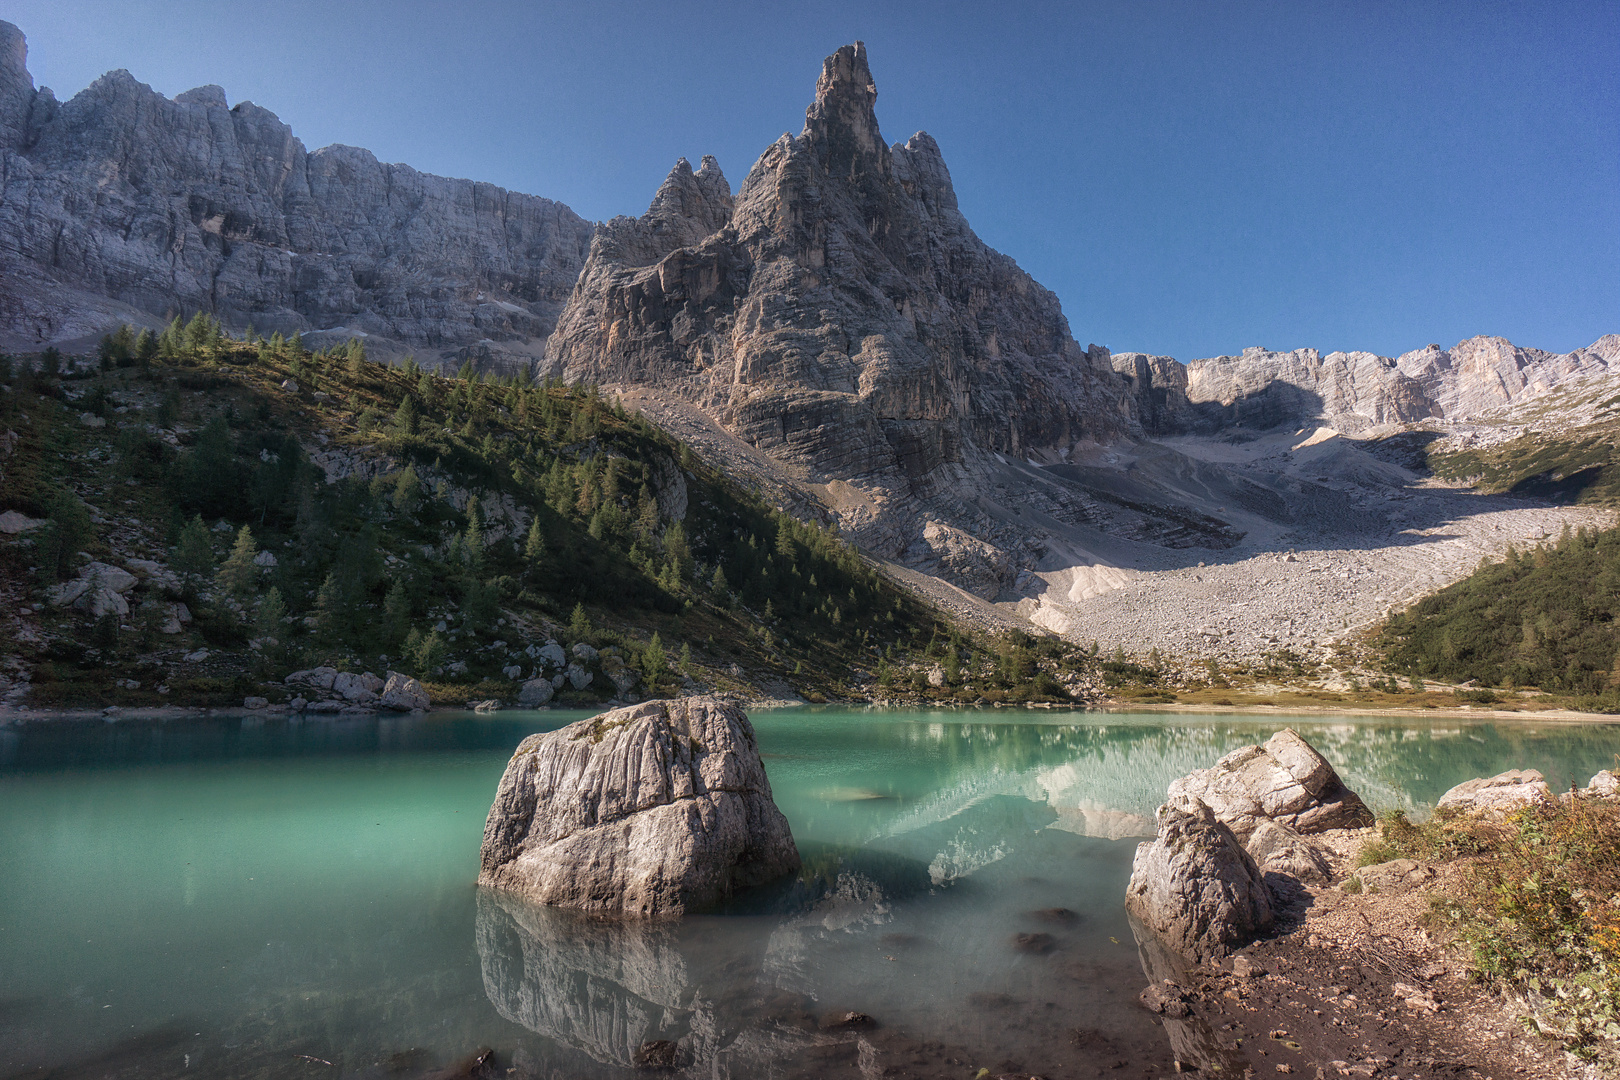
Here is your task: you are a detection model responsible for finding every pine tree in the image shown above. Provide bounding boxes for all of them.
[345,338,366,376]
[183,311,212,353]
[569,602,591,638]
[462,497,484,571]
[523,517,545,572]
[391,465,421,514]
[710,563,728,596]
[38,488,94,581]
[642,632,665,684]
[312,572,345,645]
[172,515,216,596]
[133,327,157,368]
[252,587,288,671]
[216,525,261,600]
[288,331,305,358]
[391,395,419,435]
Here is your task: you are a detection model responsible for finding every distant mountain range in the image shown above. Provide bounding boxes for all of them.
[1,21,1613,628]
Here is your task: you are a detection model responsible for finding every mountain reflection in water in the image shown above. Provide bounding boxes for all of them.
[2,710,1618,1077]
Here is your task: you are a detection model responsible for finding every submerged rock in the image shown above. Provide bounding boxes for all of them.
[478,696,800,915]
[1125,797,1274,962]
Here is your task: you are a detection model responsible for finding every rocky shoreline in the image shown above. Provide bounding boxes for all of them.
[1127,730,1619,1078]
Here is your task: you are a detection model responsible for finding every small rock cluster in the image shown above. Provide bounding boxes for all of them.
[513,639,640,708]
[272,667,429,713]
[1125,729,1373,961]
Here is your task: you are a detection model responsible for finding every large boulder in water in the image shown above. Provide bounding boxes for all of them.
[478,696,801,915]
[1125,797,1274,962]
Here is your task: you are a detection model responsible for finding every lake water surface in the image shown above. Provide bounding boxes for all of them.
[3,708,1619,1079]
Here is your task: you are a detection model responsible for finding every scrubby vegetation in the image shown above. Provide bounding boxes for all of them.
[0,318,974,707]
[1378,525,1620,710]
[1360,801,1620,1064]
[1428,424,1620,506]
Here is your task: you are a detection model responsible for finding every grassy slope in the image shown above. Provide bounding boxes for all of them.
[0,336,965,707]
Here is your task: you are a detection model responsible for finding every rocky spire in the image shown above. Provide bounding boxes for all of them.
[0,21,35,151]
[801,41,890,183]
[645,154,733,242]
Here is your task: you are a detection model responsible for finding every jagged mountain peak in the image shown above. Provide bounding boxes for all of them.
[174,84,228,108]
[802,41,888,182]
[549,40,1133,572]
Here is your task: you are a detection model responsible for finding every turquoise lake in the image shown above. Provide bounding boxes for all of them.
[3,709,1619,1078]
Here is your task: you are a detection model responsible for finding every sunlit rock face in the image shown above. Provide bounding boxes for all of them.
[547,42,1136,555]
[0,21,593,371]
[1116,335,1620,436]
[478,697,800,916]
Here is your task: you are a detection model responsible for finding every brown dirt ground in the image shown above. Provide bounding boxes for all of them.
[1133,828,1585,1080]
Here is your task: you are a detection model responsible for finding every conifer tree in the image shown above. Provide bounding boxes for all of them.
[345,338,366,376]
[523,517,545,573]
[134,328,158,368]
[391,465,421,514]
[215,525,261,600]
[172,515,216,597]
[642,632,665,684]
[253,587,288,671]
[392,395,419,435]
[462,496,483,571]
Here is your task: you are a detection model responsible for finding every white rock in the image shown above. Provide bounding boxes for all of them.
[565,662,592,690]
[537,641,566,669]
[332,671,377,703]
[252,550,277,567]
[379,671,430,712]
[285,666,338,690]
[502,664,523,680]
[80,412,106,427]
[478,697,800,915]
[1436,769,1551,814]
[571,643,599,663]
[1588,770,1620,796]
[280,379,299,392]
[184,649,209,662]
[243,696,269,710]
[0,510,44,534]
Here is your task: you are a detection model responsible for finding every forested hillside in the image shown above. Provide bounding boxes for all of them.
[1379,524,1620,707]
[0,319,967,707]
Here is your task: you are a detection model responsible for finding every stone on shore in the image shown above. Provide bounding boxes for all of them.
[478,696,800,916]
[517,677,554,707]
[1164,728,1371,884]
[1125,796,1274,962]
[1436,768,1551,813]
[378,671,430,712]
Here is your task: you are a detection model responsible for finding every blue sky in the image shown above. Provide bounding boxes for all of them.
[4,0,1616,361]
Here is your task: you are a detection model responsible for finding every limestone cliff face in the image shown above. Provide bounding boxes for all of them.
[0,21,594,370]
[548,43,1134,521]
[1119,335,1620,435]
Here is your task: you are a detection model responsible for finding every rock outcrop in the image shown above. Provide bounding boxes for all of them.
[1127,729,1371,960]
[1124,797,1274,962]
[1118,335,1620,436]
[547,42,1134,557]
[478,696,800,915]
[1435,768,1552,814]
[0,21,594,372]
[1164,728,1372,884]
